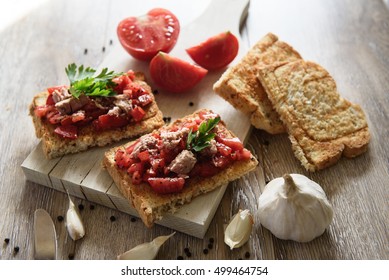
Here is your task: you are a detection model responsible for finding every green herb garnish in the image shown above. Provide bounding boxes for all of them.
[187,117,220,152]
[65,63,123,98]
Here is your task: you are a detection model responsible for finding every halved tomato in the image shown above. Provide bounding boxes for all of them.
[149,52,208,93]
[117,8,180,61]
[186,31,239,70]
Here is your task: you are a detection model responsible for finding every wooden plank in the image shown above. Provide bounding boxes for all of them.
[21,0,251,238]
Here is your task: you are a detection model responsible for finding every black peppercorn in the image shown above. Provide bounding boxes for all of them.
[207,243,213,249]
[209,237,214,243]
[84,48,88,55]
[110,215,116,222]
[244,251,250,258]
[153,89,159,95]
[130,217,137,222]
[68,253,74,260]
[203,248,208,254]
[177,256,184,260]
[89,205,95,210]
[4,238,10,244]
[78,204,84,211]
[109,39,113,45]
[189,101,194,106]
[13,246,19,254]
[102,46,106,52]
[57,215,64,222]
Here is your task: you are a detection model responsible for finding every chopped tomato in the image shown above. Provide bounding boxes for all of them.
[190,162,220,177]
[46,94,55,105]
[34,105,54,117]
[128,162,144,174]
[186,31,239,70]
[54,125,78,139]
[212,154,232,169]
[216,136,244,151]
[137,150,150,162]
[117,8,180,61]
[125,141,139,154]
[47,85,67,95]
[130,106,146,122]
[231,148,252,161]
[147,177,185,194]
[132,171,143,185]
[216,142,232,156]
[149,52,208,93]
[138,94,153,106]
[115,150,133,169]
[94,114,128,131]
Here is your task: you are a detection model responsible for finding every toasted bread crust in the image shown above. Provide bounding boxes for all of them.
[103,109,259,227]
[257,60,370,171]
[213,33,302,134]
[29,74,164,159]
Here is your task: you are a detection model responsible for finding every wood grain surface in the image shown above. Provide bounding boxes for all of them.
[0,0,388,260]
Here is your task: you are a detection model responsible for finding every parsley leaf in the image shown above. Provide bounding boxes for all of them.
[65,63,123,98]
[187,117,220,152]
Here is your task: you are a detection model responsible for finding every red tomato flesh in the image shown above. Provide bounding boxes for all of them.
[186,31,239,70]
[54,125,78,139]
[117,8,180,61]
[149,52,208,93]
[147,177,185,194]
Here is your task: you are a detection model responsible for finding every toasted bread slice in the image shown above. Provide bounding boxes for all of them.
[29,73,164,159]
[103,109,258,227]
[213,33,302,134]
[257,60,370,171]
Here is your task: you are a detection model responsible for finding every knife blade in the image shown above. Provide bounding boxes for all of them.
[33,209,57,260]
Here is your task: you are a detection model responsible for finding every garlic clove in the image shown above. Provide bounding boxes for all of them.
[66,194,85,241]
[117,232,175,260]
[224,209,253,250]
[258,174,333,243]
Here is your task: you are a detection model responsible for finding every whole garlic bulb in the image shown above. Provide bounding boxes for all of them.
[258,174,333,242]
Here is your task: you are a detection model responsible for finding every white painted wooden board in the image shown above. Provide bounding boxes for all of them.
[22,0,251,238]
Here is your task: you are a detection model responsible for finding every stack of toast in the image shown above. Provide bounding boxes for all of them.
[214,32,370,171]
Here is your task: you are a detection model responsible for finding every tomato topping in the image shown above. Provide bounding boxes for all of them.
[130,106,146,122]
[216,136,244,151]
[149,52,208,93]
[147,177,185,194]
[186,31,239,70]
[117,8,180,61]
[115,150,133,169]
[95,114,128,131]
[34,105,54,117]
[47,85,67,95]
[54,125,78,139]
[190,162,220,178]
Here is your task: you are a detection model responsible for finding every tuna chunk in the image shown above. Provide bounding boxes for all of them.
[55,94,89,115]
[130,135,158,158]
[168,150,197,175]
[161,128,189,150]
[52,87,71,103]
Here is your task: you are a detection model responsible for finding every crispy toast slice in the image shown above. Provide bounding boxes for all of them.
[29,73,164,159]
[257,60,370,171]
[213,33,302,134]
[103,109,258,227]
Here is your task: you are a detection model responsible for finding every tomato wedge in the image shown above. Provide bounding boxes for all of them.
[117,8,180,61]
[149,52,208,93]
[186,31,239,70]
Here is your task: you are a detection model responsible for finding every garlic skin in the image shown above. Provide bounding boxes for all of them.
[258,174,333,243]
[224,209,253,250]
[66,195,85,241]
[117,232,175,260]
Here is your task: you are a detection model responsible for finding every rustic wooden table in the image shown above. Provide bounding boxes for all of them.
[0,0,388,260]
